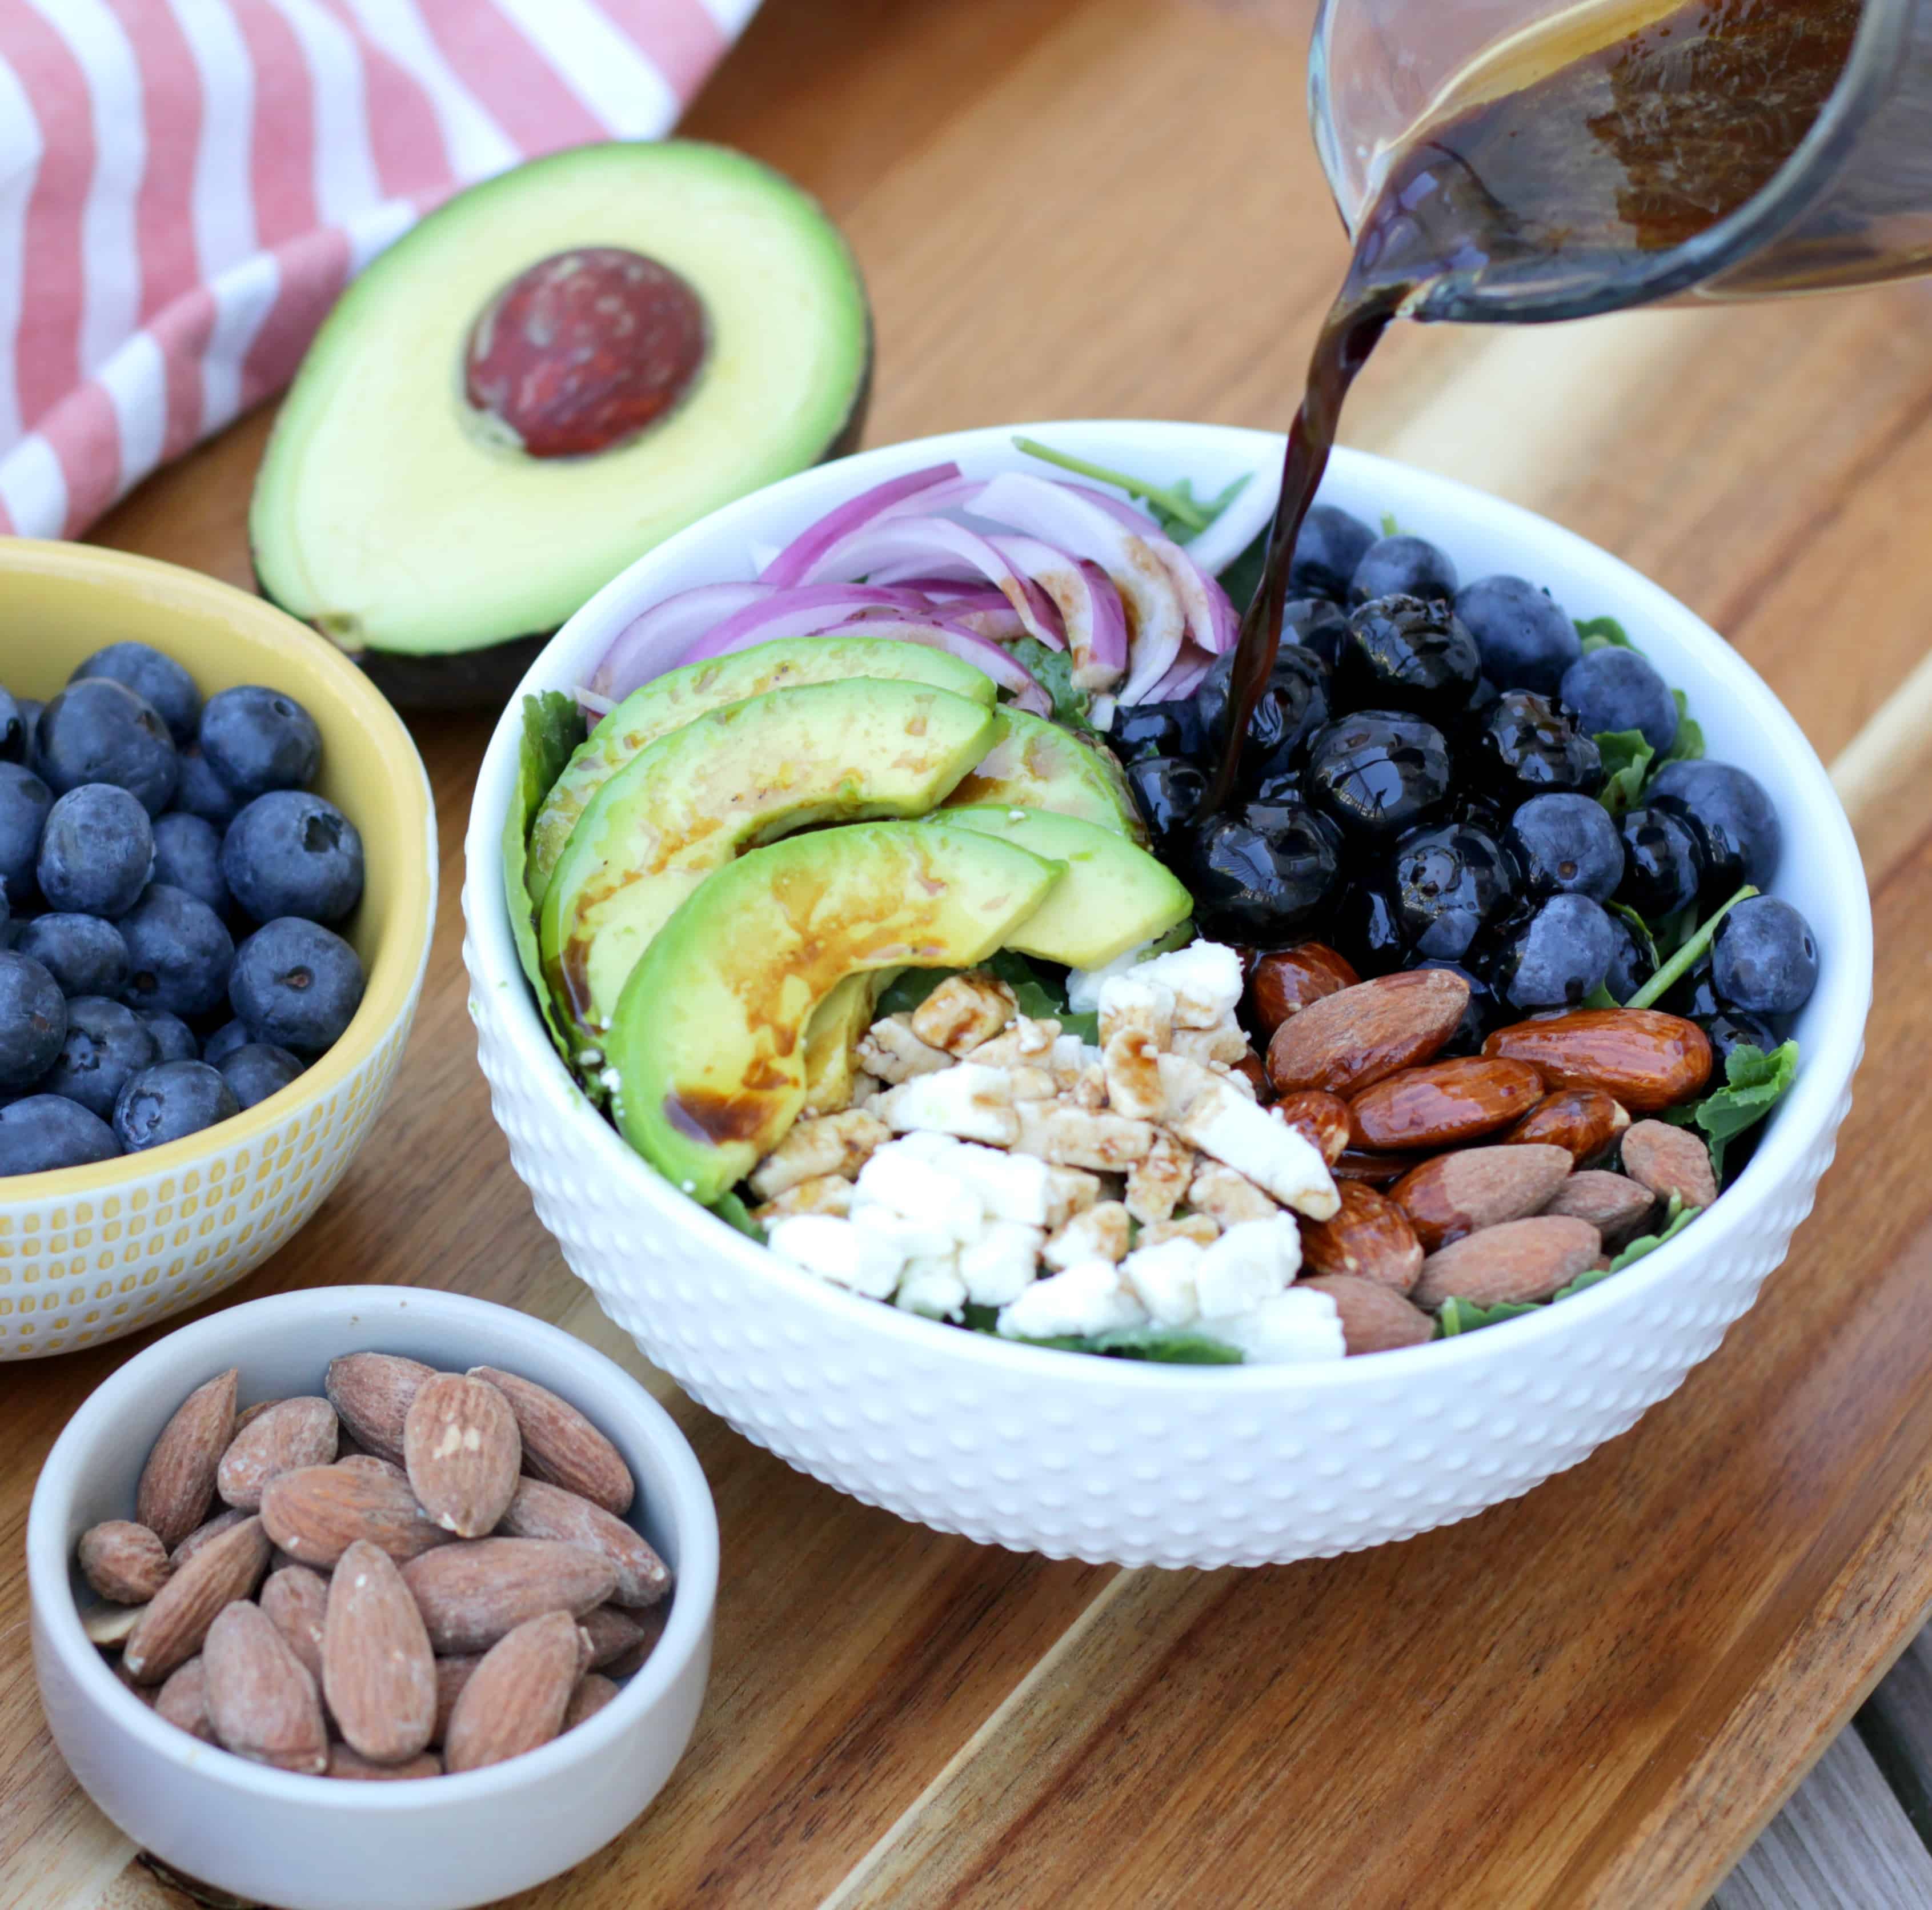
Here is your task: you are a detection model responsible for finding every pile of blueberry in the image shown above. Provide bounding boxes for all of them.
[1117,506,1819,1060]
[0,643,367,1175]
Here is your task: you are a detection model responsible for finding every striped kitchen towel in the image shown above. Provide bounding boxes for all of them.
[0,0,757,541]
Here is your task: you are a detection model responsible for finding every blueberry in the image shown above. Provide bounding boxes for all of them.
[1559,647,1678,754]
[1452,576,1581,697]
[0,687,24,764]
[229,917,364,1053]
[1185,799,1342,943]
[1603,912,1654,1004]
[1304,709,1453,842]
[15,914,129,998]
[0,1095,119,1173]
[1331,880,1408,976]
[1666,957,1723,1021]
[41,996,158,1121]
[1111,699,1205,764]
[1125,756,1209,850]
[139,1009,201,1064]
[72,642,202,748]
[1349,533,1457,607]
[151,812,229,917]
[37,783,155,918]
[36,678,178,814]
[1288,504,1377,600]
[1391,822,1516,961]
[1506,793,1625,901]
[1470,691,1602,802]
[172,747,241,827]
[1711,896,1818,1016]
[201,1018,252,1068]
[1616,807,1705,918]
[199,686,322,800]
[1701,1008,1782,1070]
[1648,759,1781,894]
[0,950,66,1086]
[118,884,235,1018]
[0,761,53,904]
[216,1042,304,1110]
[113,1058,239,1152]
[1282,597,1352,669]
[1492,893,1615,1010]
[1336,595,1482,723]
[1406,956,1504,1056]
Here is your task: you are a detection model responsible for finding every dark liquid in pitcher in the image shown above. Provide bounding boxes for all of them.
[1213,0,1862,801]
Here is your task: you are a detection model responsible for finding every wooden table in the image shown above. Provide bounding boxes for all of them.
[9,2,1932,1904]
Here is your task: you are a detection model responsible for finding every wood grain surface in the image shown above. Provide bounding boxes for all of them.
[8,1,1932,1905]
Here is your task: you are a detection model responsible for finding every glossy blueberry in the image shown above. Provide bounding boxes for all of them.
[0,1096,118,1173]
[1664,957,1722,1021]
[1304,709,1453,842]
[37,783,154,918]
[0,950,66,1087]
[1506,793,1625,901]
[35,678,178,814]
[1390,822,1515,962]
[0,687,24,764]
[1196,645,1334,792]
[1711,896,1818,1017]
[118,883,235,1018]
[1559,647,1678,755]
[0,761,53,904]
[1648,759,1781,894]
[216,1041,304,1110]
[1452,575,1581,697]
[201,1018,252,1068]
[1616,807,1705,918]
[1602,912,1655,1004]
[171,746,241,827]
[1330,880,1408,977]
[1492,893,1615,1010]
[14,914,129,998]
[1185,799,1342,943]
[139,1009,201,1064]
[41,996,158,1121]
[1406,956,1504,1056]
[1282,598,1351,670]
[151,812,229,917]
[1288,504,1377,601]
[1111,698,1205,764]
[1470,691,1602,802]
[1335,595,1482,723]
[1701,1008,1782,1070]
[198,686,321,800]
[72,642,202,748]
[1125,755,1209,851]
[113,1058,239,1153]
[1349,533,1457,607]
[229,917,364,1053]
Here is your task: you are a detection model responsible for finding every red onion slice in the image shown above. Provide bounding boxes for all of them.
[759,463,963,588]
[1144,645,1214,703]
[987,536,1129,691]
[677,584,935,665]
[589,581,775,699]
[1063,485,1240,660]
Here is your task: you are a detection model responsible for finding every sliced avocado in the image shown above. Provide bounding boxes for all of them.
[541,681,996,1041]
[801,969,895,1114]
[503,691,585,1066]
[527,636,995,904]
[941,708,1145,842]
[942,808,1191,968]
[607,821,1064,1203]
[250,142,871,709]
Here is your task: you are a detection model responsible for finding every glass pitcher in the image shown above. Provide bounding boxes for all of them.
[1308,0,1932,322]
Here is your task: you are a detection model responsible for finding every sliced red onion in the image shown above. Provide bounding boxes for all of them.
[575,685,616,728]
[987,535,1128,692]
[759,463,962,588]
[1181,470,1277,577]
[589,581,774,699]
[1064,485,1240,661]
[940,602,1028,642]
[1144,645,1214,703]
[678,584,934,665]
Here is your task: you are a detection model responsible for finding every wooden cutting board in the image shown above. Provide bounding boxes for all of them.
[11,2,1932,1905]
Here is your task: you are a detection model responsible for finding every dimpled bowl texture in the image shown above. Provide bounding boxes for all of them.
[29,1285,718,1910]
[462,422,1872,1571]
[0,543,435,1359]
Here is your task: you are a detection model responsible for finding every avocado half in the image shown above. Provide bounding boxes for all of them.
[250,142,873,710]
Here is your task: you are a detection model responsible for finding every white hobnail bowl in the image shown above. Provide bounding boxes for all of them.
[460,421,1871,1571]
[28,1284,718,1910]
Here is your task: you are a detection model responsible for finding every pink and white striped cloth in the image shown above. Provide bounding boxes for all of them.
[0,0,757,540]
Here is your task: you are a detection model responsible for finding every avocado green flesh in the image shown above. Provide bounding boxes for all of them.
[527,636,996,904]
[250,141,871,661]
[540,681,997,1041]
[607,822,1065,1205]
[801,969,894,1114]
[941,808,1191,969]
[503,691,584,1066]
[940,707,1145,842]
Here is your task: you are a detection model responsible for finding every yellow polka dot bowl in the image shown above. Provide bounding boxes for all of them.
[0,542,435,1359]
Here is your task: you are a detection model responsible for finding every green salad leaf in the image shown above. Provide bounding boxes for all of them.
[1437,1295,1542,1336]
[504,692,584,1068]
[875,967,952,1020]
[1380,511,1401,537]
[711,1190,767,1245]
[1006,635,1096,733]
[964,1302,1242,1363]
[1011,436,1249,539]
[875,953,1099,1042]
[1661,1040,1800,1177]
[1594,728,1655,816]
[1604,1194,1698,1273]
[1576,615,1634,652]
[1218,530,1269,615]
[1661,688,1705,767]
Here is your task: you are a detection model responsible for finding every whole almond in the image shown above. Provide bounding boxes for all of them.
[432,1655,483,1744]
[260,1464,456,1569]
[202,1599,328,1774]
[443,1611,584,1773]
[171,1507,250,1572]
[1266,970,1469,1099]
[1298,1274,1436,1353]
[578,1604,651,1672]
[1619,1118,1719,1209]
[1268,1090,1351,1166]
[1413,1215,1604,1309]
[78,1521,172,1604]
[137,1369,238,1550]
[259,1565,330,1682]
[233,1399,282,1436]
[323,1539,437,1764]
[602,1605,668,1680]
[1542,1170,1658,1243]
[336,1453,407,1480]
[563,1673,621,1730]
[1348,1057,1544,1152]
[112,1656,155,1703]
[404,1373,522,1538]
[217,1397,340,1511]
[324,1353,434,1466]
[124,1515,270,1684]
[470,1367,635,1516]
[401,1538,617,1654]
[154,1657,216,1743]
[495,1478,670,1608]
[1332,1148,1413,1186]
[327,1744,443,1781]
[1246,943,1359,1038]
[84,1601,147,1647]
[1484,1009,1713,1113]
[1392,1144,1573,1253]
[1297,1183,1424,1293]
[1504,1088,1629,1163]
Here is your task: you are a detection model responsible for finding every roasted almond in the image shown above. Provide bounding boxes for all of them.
[327,1744,443,1781]
[1504,1087,1629,1163]
[495,1478,670,1608]
[563,1673,621,1730]
[470,1367,635,1516]
[84,1601,147,1647]
[202,1599,328,1775]
[324,1353,434,1466]
[1542,1169,1657,1243]
[78,1521,172,1604]
[443,1610,585,1774]
[154,1656,216,1743]
[1265,970,1469,1098]
[1331,1147,1414,1186]
[602,1604,668,1680]
[404,1373,522,1539]
[1347,1057,1544,1151]
[259,1564,330,1683]
[1246,943,1360,1039]
[233,1399,282,1435]
[1297,1183,1425,1293]
[1620,1120,1719,1209]
[137,1369,237,1550]
[170,1507,250,1571]
[217,1396,339,1511]
[335,1453,407,1480]
[323,1538,438,1764]
[1484,1009,1712,1113]
[1299,1274,1436,1353]
[401,1538,617,1655]
[1268,1090,1351,1165]
[124,1514,270,1684]
[1392,1144,1573,1253]
[1413,1215,1604,1309]
[432,1655,483,1745]
[260,1464,456,1569]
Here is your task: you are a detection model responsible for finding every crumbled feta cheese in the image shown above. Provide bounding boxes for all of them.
[959,1221,1047,1306]
[1047,1034,1105,1091]
[856,1014,952,1084]
[896,1257,969,1320]
[1161,1058,1338,1218]
[997,1261,1149,1339]
[767,1215,904,1299]
[747,1110,891,1199]
[1044,1166,1103,1228]
[1097,974,1176,1048]
[1188,1162,1278,1227]
[1009,1064,1057,1101]
[1125,1131,1193,1223]
[855,1145,983,1242]
[1120,1237,1206,1326]
[1067,944,1159,1014]
[846,1200,967,1263]
[969,1016,1061,1065]
[1043,1200,1132,1269]
[943,1141,1055,1225]
[1194,1217,1300,1317]
[1012,1103,1156,1171]
[1101,1028,1165,1120]
[1208,1288,1346,1364]
[1141,1214,1220,1249]
[1208,1058,1260,1101]
[751,1173,855,1221]
[1169,1023,1252,1066]
[874,1064,1019,1145]
[1133,940,1243,1029]
[909,971,1017,1056]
